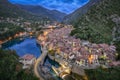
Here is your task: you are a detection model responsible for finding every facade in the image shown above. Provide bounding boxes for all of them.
[0,44,1,48]
[38,25,117,68]
[19,54,36,69]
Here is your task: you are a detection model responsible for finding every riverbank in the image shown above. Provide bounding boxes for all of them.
[2,36,59,80]
[36,26,90,79]
[36,24,119,80]
[34,42,56,80]
[48,54,86,76]
[48,54,90,80]
[0,31,35,46]
[34,46,47,80]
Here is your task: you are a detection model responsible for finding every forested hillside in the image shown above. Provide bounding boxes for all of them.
[69,0,120,59]
[0,49,38,80]
[0,0,49,21]
[0,0,51,41]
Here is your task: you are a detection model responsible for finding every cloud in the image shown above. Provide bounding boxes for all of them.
[9,0,89,14]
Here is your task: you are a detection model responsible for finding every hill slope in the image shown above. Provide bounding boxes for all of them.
[0,49,39,80]
[63,0,101,24]
[67,0,120,59]
[68,0,120,43]
[17,4,66,22]
[0,0,48,21]
[0,0,51,41]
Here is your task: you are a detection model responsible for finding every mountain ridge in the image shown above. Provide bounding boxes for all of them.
[63,0,101,24]
[69,0,120,43]
[67,0,120,59]
[0,0,48,21]
[15,4,67,22]
[0,0,66,22]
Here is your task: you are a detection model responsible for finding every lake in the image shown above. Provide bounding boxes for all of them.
[2,37,62,80]
[2,37,41,58]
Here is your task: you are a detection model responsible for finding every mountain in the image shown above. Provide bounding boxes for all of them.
[0,0,51,41]
[65,0,120,43]
[65,0,120,59]
[16,4,67,22]
[63,0,101,24]
[0,0,48,21]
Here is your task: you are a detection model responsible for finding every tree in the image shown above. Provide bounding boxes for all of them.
[0,49,39,80]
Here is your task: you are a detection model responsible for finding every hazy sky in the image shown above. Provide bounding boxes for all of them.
[9,0,89,14]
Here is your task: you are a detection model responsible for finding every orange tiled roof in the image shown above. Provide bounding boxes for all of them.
[22,54,35,60]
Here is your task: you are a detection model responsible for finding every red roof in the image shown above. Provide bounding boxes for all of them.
[98,43,109,48]
[22,54,35,60]
[110,61,120,66]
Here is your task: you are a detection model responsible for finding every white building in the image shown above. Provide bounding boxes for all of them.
[19,54,36,69]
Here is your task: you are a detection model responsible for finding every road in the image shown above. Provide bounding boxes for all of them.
[34,46,48,80]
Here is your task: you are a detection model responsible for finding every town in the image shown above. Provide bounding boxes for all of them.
[37,24,119,79]
[0,0,120,80]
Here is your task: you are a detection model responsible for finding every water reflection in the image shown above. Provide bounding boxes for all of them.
[2,37,41,58]
[2,37,62,80]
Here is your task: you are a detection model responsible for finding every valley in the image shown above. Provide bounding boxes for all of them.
[0,0,120,80]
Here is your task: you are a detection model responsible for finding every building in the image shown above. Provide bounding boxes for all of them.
[52,61,71,79]
[19,54,36,69]
[0,44,2,48]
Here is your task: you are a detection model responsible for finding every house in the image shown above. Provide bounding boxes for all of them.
[81,40,90,46]
[110,61,120,66]
[19,54,36,69]
[0,44,2,48]
[69,54,75,60]
[0,40,3,45]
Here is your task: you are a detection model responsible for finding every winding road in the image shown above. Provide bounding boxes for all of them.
[34,46,48,80]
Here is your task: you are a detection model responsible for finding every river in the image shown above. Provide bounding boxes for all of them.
[2,37,62,80]
[2,37,41,58]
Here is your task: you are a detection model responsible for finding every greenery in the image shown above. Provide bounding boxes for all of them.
[0,0,51,28]
[0,0,46,21]
[0,49,39,80]
[0,22,24,40]
[71,27,105,43]
[85,66,120,80]
[70,0,120,59]
[70,73,87,80]
[71,0,120,44]
[114,41,120,60]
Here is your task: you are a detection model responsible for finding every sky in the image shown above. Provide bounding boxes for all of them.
[9,0,89,14]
